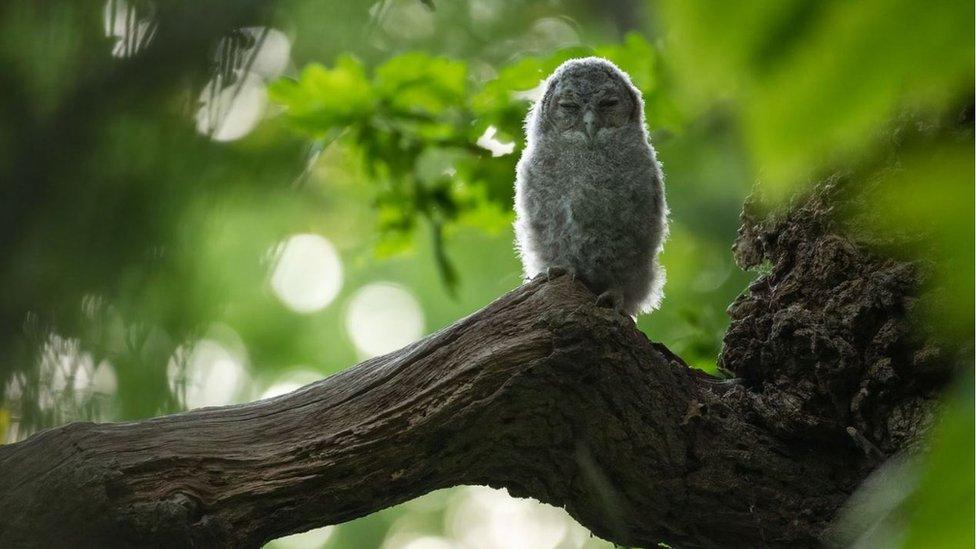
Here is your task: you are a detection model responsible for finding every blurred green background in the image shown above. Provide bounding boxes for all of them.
[0,1,971,548]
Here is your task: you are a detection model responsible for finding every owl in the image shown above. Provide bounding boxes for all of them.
[514,57,668,316]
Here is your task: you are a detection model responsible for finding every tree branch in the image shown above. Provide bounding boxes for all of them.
[0,276,846,548]
[0,180,950,549]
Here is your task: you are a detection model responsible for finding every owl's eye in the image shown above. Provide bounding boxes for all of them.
[599,98,619,108]
[558,102,579,110]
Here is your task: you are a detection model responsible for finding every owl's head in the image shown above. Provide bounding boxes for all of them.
[534,57,643,145]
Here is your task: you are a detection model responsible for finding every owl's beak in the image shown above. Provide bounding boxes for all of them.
[583,110,597,142]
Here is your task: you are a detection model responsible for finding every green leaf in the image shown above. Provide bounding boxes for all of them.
[865,142,975,339]
[374,53,467,116]
[659,0,974,197]
[268,55,375,136]
[745,0,975,195]
[902,375,975,549]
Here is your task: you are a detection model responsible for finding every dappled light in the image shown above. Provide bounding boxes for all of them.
[102,0,157,58]
[195,27,292,141]
[37,336,115,414]
[345,283,424,359]
[510,81,545,103]
[374,0,436,42]
[167,327,250,409]
[446,487,595,549]
[266,526,336,549]
[475,126,515,157]
[259,369,322,400]
[373,487,612,549]
[2,335,117,443]
[244,27,293,80]
[524,17,580,53]
[384,536,455,549]
[195,72,269,142]
[270,233,344,314]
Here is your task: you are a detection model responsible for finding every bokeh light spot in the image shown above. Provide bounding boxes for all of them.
[376,0,435,41]
[242,27,292,80]
[345,283,424,359]
[511,80,546,103]
[195,72,268,142]
[476,126,515,157]
[260,369,322,400]
[264,526,335,549]
[526,17,580,51]
[167,328,249,409]
[385,535,457,549]
[270,234,344,314]
[103,0,157,58]
[446,486,583,549]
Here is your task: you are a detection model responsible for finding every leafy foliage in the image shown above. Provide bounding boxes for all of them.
[269,34,668,290]
[661,0,974,196]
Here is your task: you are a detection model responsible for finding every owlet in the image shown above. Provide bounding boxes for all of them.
[514,57,668,316]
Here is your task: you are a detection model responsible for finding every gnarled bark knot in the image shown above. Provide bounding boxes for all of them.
[0,211,942,549]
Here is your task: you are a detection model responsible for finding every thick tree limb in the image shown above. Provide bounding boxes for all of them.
[0,277,859,548]
[0,181,950,548]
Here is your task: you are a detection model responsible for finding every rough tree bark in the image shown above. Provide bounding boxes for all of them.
[0,181,955,548]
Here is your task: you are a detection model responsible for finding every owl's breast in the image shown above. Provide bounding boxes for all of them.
[567,174,651,223]
[519,146,659,245]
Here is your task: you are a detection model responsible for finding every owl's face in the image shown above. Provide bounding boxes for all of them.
[543,64,638,145]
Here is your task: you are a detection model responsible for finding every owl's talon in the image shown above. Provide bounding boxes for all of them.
[546,266,572,281]
[596,290,625,314]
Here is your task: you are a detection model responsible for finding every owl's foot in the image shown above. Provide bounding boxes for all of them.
[595,290,626,314]
[546,266,575,282]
